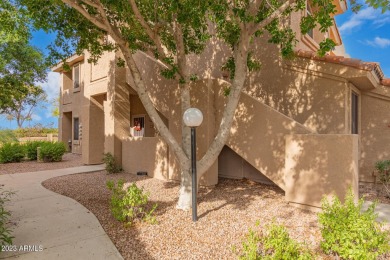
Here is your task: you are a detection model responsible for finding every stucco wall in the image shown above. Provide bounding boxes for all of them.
[122,137,168,180]
[360,87,390,182]
[215,84,312,190]
[285,134,359,208]
[245,44,349,134]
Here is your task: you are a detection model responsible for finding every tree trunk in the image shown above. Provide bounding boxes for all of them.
[177,84,192,210]
[176,166,192,210]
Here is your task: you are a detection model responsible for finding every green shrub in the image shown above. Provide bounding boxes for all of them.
[38,142,66,162]
[318,189,390,259]
[0,185,14,251]
[235,222,313,260]
[103,153,122,174]
[25,141,48,160]
[374,160,390,198]
[0,143,25,163]
[106,179,157,226]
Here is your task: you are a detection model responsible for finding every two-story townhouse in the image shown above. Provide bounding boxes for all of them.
[53,1,390,209]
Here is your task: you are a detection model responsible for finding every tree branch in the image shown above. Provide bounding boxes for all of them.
[128,0,167,61]
[61,0,108,32]
[173,15,188,80]
[248,0,295,35]
[198,31,250,176]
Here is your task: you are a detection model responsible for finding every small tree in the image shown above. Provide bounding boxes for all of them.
[1,86,47,128]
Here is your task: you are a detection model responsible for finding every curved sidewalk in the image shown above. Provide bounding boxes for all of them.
[0,165,123,260]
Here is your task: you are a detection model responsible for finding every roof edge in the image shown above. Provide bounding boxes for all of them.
[295,49,389,87]
[51,54,85,72]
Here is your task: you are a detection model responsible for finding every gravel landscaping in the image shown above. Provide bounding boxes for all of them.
[0,153,83,174]
[2,152,388,259]
[43,171,334,259]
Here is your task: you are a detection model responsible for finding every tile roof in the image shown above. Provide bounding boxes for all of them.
[295,50,390,87]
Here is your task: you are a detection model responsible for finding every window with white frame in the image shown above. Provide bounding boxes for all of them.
[73,64,80,89]
[131,115,145,137]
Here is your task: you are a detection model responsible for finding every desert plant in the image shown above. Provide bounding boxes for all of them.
[25,141,48,160]
[0,185,14,251]
[13,125,58,138]
[103,153,122,174]
[0,143,25,163]
[318,189,390,259]
[106,179,157,226]
[235,221,312,260]
[374,160,390,198]
[0,130,18,145]
[38,142,66,162]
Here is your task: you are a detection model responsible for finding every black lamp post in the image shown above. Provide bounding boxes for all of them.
[183,108,203,222]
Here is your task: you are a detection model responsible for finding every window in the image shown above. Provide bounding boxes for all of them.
[73,64,80,89]
[306,3,314,38]
[131,116,145,137]
[73,117,80,140]
[351,92,359,134]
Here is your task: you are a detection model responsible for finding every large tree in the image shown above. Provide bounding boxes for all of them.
[19,0,389,210]
[0,0,47,112]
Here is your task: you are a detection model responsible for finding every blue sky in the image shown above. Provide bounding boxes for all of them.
[0,4,389,129]
[335,7,390,77]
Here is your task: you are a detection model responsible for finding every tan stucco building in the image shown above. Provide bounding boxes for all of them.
[53,2,390,209]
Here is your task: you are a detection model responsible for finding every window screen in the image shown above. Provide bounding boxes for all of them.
[74,117,80,140]
[351,92,359,134]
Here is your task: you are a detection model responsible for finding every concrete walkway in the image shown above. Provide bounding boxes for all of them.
[363,201,390,223]
[0,165,123,260]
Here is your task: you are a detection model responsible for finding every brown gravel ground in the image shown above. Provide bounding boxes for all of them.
[360,182,390,204]
[43,171,337,260]
[0,153,83,175]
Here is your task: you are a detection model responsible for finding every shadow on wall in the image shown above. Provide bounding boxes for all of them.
[215,79,312,190]
[360,93,390,182]
[285,134,359,208]
[122,136,169,180]
[246,35,347,135]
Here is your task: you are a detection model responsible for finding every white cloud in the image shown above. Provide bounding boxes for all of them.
[40,71,60,101]
[31,114,42,121]
[339,8,385,33]
[365,37,390,48]
[373,16,390,27]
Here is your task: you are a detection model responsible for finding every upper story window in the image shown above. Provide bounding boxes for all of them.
[306,3,314,38]
[73,64,80,89]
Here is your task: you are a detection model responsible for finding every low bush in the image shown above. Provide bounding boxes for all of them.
[106,179,157,226]
[374,160,390,198]
[0,185,14,251]
[235,221,313,259]
[0,143,25,163]
[25,141,47,160]
[319,189,390,259]
[38,142,66,162]
[103,153,122,174]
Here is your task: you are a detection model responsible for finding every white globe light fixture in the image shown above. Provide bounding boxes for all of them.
[183,107,203,222]
[183,108,203,127]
